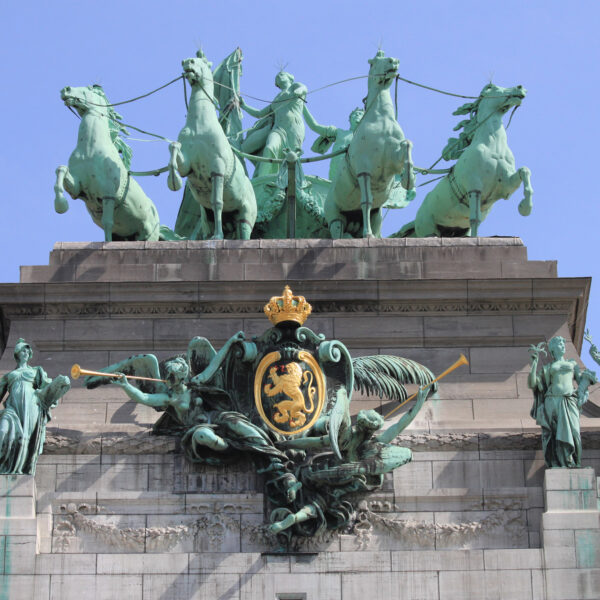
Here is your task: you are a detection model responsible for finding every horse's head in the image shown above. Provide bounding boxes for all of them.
[60,84,108,116]
[367,50,399,90]
[182,52,214,89]
[478,83,526,115]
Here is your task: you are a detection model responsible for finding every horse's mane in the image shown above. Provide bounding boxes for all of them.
[441,94,483,161]
[90,85,133,170]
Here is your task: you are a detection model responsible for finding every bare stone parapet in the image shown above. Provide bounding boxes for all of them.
[18,237,556,284]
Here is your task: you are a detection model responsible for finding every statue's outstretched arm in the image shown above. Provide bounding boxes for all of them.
[527,344,545,390]
[376,386,429,444]
[303,105,332,136]
[113,375,169,409]
[240,98,270,119]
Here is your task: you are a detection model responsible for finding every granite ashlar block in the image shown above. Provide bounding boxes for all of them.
[95,492,185,515]
[64,318,153,345]
[142,573,240,600]
[153,317,244,343]
[438,569,533,600]
[3,535,37,574]
[543,546,577,569]
[542,511,600,531]
[241,572,342,600]
[424,315,514,343]
[544,468,596,492]
[97,553,189,575]
[0,496,35,519]
[0,474,35,497]
[340,572,439,600]
[575,530,600,568]
[483,548,542,570]
[473,399,535,421]
[393,460,433,493]
[432,459,526,489]
[0,575,49,600]
[418,399,474,423]
[289,550,392,573]
[50,575,143,600]
[333,315,424,345]
[541,529,575,548]
[544,568,600,600]
[35,553,97,575]
[0,517,37,539]
[424,259,502,279]
[502,260,557,278]
[391,549,484,572]
[189,552,289,574]
[469,346,530,374]
[546,490,597,511]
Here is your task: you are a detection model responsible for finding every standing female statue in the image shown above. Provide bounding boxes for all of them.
[240,71,307,178]
[0,339,70,474]
[528,336,597,467]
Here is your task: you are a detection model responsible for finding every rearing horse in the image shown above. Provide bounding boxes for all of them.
[54,85,161,241]
[324,50,415,238]
[167,51,256,240]
[402,83,533,237]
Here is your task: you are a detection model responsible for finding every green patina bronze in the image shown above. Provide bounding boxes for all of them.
[53,50,534,241]
[528,337,597,468]
[240,71,307,179]
[396,83,533,237]
[304,106,364,182]
[55,85,163,241]
[0,339,70,475]
[168,51,257,240]
[585,329,600,368]
[84,294,436,540]
[324,50,415,239]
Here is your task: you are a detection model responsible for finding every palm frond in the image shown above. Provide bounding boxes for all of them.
[352,355,436,402]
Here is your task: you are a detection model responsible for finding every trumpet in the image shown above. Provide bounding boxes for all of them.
[384,354,469,419]
[70,364,166,383]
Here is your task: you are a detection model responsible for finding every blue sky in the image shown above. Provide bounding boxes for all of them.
[1,1,599,358]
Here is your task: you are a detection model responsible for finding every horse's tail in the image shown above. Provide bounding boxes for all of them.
[302,371,316,413]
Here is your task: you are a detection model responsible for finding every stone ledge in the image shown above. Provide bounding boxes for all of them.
[41,427,600,455]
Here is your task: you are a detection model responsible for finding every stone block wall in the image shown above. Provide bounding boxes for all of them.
[2,457,600,598]
[1,238,599,599]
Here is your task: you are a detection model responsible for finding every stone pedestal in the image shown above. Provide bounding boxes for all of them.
[540,468,600,599]
[0,238,598,599]
[0,475,46,598]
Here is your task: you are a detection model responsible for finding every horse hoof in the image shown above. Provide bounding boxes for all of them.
[54,196,69,214]
[167,174,182,192]
[518,200,532,216]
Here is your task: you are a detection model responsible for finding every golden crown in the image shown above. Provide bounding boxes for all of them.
[264,286,312,326]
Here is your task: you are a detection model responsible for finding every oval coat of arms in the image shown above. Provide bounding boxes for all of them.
[254,350,326,436]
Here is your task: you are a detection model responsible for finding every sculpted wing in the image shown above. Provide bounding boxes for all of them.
[352,355,437,403]
[187,336,225,388]
[84,354,167,395]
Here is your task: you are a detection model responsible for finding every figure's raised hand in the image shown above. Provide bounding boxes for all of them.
[529,342,546,362]
[113,373,128,387]
[584,329,593,345]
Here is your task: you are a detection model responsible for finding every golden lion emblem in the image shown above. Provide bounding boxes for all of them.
[263,362,316,428]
